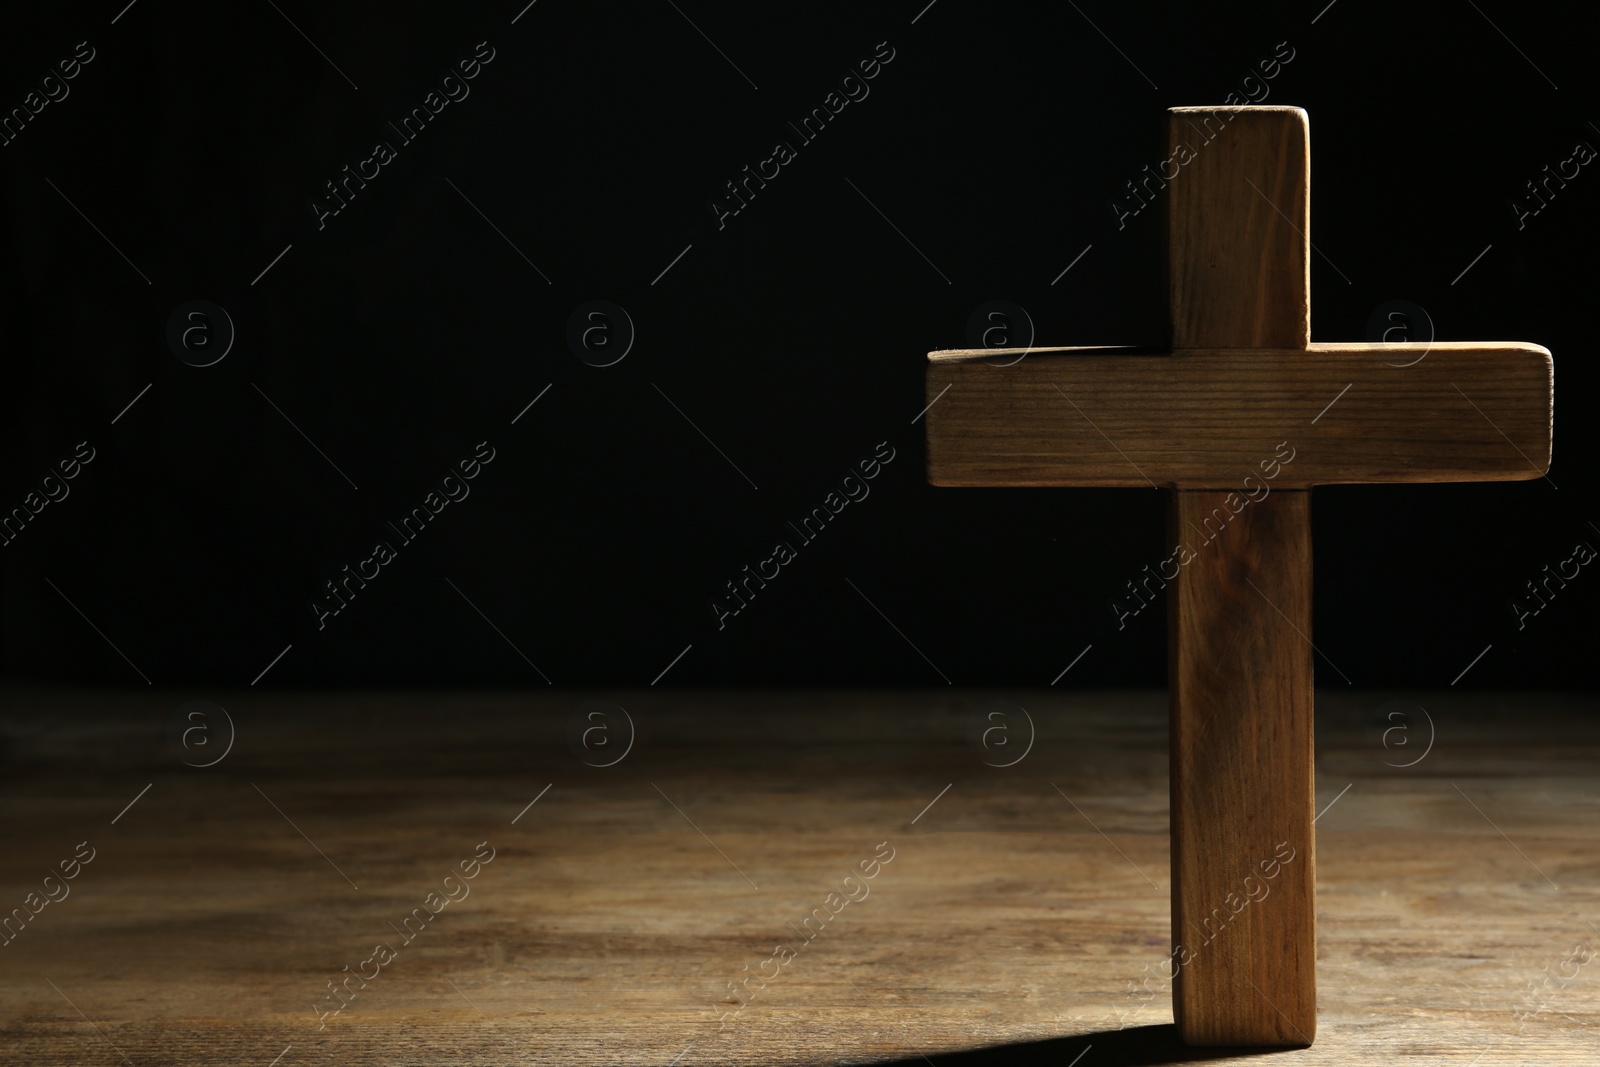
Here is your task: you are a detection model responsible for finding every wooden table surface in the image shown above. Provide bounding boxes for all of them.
[1,686,1596,1065]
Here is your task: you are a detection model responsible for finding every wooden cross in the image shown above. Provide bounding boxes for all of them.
[922,105,1553,1046]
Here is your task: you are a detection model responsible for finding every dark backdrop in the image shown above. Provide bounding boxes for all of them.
[1,1,1593,689]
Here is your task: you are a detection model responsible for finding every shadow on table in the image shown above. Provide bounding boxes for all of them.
[874,1025,1303,1065]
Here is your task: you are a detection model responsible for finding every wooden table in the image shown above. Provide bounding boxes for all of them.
[1,686,1595,1064]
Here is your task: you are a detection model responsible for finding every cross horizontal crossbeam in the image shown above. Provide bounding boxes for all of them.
[926,342,1550,488]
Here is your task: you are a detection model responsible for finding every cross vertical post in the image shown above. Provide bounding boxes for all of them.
[1166,106,1316,1046]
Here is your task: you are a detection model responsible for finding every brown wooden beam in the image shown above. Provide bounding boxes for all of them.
[1169,106,1310,350]
[923,342,1551,488]
[1168,488,1317,1045]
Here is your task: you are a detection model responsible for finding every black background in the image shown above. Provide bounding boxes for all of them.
[1,0,1594,690]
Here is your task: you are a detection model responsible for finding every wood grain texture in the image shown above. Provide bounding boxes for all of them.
[923,343,1553,488]
[2,686,1598,1065]
[1169,106,1309,349]
[1167,490,1317,1045]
